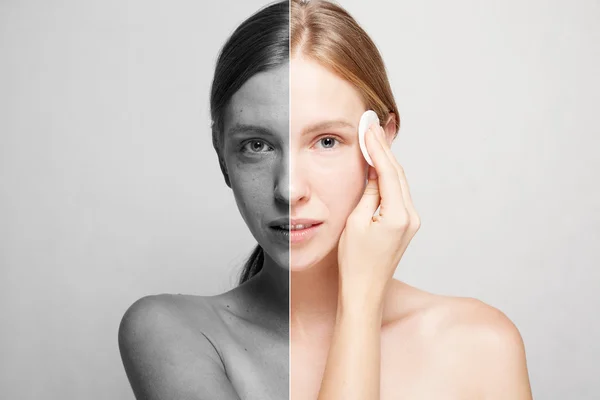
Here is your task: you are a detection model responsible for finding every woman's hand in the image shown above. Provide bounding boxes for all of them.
[318,123,420,400]
[337,122,421,301]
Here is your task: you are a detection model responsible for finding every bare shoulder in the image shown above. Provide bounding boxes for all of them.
[118,293,222,339]
[424,293,527,362]
[385,280,523,342]
[118,294,240,399]
[385,281,532,399]
[118,293,236,366]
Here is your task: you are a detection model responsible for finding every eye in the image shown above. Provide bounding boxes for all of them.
[242,139,273,153]
[316,137,339,149]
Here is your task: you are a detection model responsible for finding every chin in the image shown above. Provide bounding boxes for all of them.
[265,247,290,270]
[290,250,313,271]
[290,247,334,272]
[289,261,313,272]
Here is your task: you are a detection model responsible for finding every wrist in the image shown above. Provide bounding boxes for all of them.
[337,282,386,319]
[338,272,388,301]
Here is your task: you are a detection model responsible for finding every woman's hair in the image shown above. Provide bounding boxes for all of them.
[209,1,289,286]
[291,0,400,134]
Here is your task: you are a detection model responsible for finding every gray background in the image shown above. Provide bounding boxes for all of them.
[0,0,268,398]
[1,0,599,399]
[341,0,600,398]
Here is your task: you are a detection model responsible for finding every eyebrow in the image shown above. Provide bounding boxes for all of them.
[301,119,356,135]
[226,123,276,138]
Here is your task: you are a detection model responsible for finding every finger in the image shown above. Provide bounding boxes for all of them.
[395,162,418,222]
[375,126,418,219]
[351,174,381,223]
[365,126,402,201]
[368,165,377,181]
[374,126,420,235]
[365,125,405,218]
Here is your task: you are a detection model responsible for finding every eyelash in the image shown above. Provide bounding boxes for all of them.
[240,139,274,154]
[239,136,341,153]
[314,136,341,150]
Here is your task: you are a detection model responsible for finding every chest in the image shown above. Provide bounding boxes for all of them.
[290,331,473,400]
[221,331,289,400]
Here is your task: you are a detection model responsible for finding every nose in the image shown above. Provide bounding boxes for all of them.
[274,154,290,205]
[275,155,310,206]
[289,155,310,207]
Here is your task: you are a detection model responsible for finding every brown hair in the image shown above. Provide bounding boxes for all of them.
[291,0,400,134]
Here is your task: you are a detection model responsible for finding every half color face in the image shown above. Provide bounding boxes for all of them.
[290,55,370,271]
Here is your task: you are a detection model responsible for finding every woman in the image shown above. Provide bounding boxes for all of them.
[290,0,533,399]
[118,2,290,399]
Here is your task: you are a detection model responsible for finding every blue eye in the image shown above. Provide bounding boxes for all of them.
[242,140,273,153]
[318,137,338,149]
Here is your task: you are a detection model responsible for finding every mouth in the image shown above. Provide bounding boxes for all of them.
[290,222,322,244]
[267,218,289,244]
[267,219,323,245]
[274,223,319,231]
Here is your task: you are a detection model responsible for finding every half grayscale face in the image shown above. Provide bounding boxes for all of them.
[223,65,290,270]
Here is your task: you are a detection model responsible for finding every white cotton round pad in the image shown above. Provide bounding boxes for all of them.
[358,110,380,167]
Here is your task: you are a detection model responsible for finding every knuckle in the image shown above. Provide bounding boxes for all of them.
[388,212,410,231]
[363,185,380,196]
[410,216,421,232]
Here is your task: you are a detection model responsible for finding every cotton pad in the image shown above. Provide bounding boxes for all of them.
[358,110,380,167]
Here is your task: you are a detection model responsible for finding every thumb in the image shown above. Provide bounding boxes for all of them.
[352,171,381,222]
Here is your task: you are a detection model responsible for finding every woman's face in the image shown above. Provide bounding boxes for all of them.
[290,56,369,271]
[222,64,289,269]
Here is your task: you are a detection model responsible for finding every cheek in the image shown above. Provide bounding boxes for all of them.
[311,154,366,222]
[227,158,274,218]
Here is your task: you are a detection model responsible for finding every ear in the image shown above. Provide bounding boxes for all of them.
[218,154,232,188]
[383,112,397,146]
[212,125,232,188]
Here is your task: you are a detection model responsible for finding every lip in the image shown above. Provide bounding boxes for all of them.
[290,218,322,226]
[268,217,290,228]
[290,218,323,245]
[267,217,291,246]
[266,218,324,245]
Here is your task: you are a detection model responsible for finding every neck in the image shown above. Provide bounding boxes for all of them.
[248,252,289,334]
[290,249,340,340]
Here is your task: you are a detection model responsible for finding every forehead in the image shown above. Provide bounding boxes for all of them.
[291,56,365,132]
[224,64,289,136]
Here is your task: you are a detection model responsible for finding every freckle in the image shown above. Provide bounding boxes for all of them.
[226,304,230,308]
[244,348,247,351]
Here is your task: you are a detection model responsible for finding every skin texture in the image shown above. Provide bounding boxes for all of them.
[290,56,533,399]
[118,65,290,400]
[222,65,290,270]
